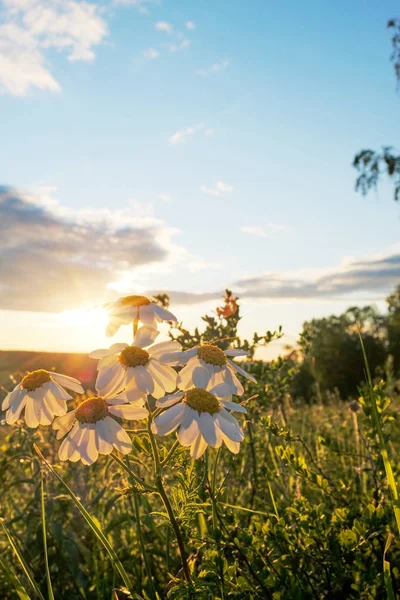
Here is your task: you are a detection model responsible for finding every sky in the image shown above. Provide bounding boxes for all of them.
[1,0,400,358]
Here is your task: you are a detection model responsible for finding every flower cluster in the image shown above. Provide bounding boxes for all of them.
[2,294,256,465]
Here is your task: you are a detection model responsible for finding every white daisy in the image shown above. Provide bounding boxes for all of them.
[1,369,84,428]
[52,390,148,466]
[151,384,247,459]
[89,326,181,399]
[105,295,177,337]
[163,343,256,396]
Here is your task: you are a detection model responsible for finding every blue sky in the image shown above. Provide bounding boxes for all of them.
[1,0,400,355]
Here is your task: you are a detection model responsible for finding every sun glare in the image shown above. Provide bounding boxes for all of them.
[58,307,108,328]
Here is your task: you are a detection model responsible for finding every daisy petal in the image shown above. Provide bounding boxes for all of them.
[156,392,184,408]
[51,373,84,394]
[192,366,212,389]
[108,405,148,421]
[190,434,208,459]
[199,412,221,447]
[220,400,247,413]
[178,407,200,446]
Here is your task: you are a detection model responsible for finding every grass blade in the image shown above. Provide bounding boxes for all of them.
[40,474,55,600]
[34,445,135,597]
[383,533,395,600]
[0,519,45,600]
[358,329,400,534]
[0,554,32,600]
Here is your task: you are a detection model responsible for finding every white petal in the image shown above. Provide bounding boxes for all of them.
[227,359,257,383]
[112,387,146,405]
[52,411,77,439]
[134,326,159,348]
[108,404,148,421]
[153,305,177,322]
[138,304,157,326]
[209,383,236,398]
[192,366,212,389]
[147,361,177,396]
[134,366,155,395]
[2,385,23,411]
[190,434,208,459]
[89,343,128,359]
[149,340,182,360]
[177,407,200,446]
[6,393,27,424]
[106,319,120,337]
[51,373,84,394]
[47,380,72,401]
[103,416,132,454]
[24,396,40,428]
[215,413,244,442]
[96,361,125,396]
[220,400,247,413]
[158,348,197,366]
[95,419,114,454]
[221,433,241,454]
[176,361,197,390]
[145,362,168,399]
[198,412,221,447]
[156,392,184,408]
[224,349,248,357]
[152,403,185,436]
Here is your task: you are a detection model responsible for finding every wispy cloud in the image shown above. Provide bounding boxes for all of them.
[0,185,185,312]
[196,59,229,76]
[168,123,214,145]
[142,47,160,60]
[185,21,196,30]
[241,226,271,238]
[155,21,173,34]
[241,223,289,238]
[146,247,400,306]
[168,39,190,53]
[201,181,233,197]
[114,0,155,14]
[0,0,108,95]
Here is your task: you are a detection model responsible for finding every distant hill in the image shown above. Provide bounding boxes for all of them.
[0,350,97,391]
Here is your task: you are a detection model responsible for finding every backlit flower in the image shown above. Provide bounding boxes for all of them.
[90,326,181,399]
[163,343,256,395]
[1,370,84,428]
[151,384,247,459]
[53,390,148,465]
[105,295,177,337]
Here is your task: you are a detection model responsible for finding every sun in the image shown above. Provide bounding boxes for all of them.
[58,306,108,329]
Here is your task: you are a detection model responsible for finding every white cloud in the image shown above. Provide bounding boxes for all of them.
[185,21,195,30]
[201,181,233,197]
[0,0,108,95]
[241,226,271,239]
[168,39,190,53]
[155,21,173,34]
[241,224,289,239]
[196,59,229,76]
[159,193,171,202]
[142,47,160,60]
[113,0,155,13]
[0,185,187,312]
[169,123,214,145]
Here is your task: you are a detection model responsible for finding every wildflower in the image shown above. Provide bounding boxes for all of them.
[1,370,84,428]
[53,390,148,465]
[105,295,177,337]
[90,326,181,399]
[151,384,246,459]
[162,343,256,395]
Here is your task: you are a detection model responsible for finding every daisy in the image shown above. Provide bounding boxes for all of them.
[105,295,177,337]
[151,384,247,459]
[89,326,181,399]
[53,390,148,466]
[1,370,84,428]
[163,343,256,396]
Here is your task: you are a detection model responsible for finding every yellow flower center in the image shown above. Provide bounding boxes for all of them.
[185,388,220,414]
[119,346,150,368]
[75,397,109,424]
[120,295,151,307]
[197,344,226,366]
[21,369,51,391]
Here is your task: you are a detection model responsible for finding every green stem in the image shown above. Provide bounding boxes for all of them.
[209,450,225,600]
[132,494,157,599]
[111,454,156,493]
[160,439,180,466]
[40,475,55,600]
[146,409,192,583]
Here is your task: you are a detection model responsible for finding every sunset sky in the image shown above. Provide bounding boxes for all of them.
[1,0,400,357]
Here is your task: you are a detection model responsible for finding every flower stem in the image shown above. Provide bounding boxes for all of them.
[160,439,180,466]
[132,494,157,600]
[146,408,192,583]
